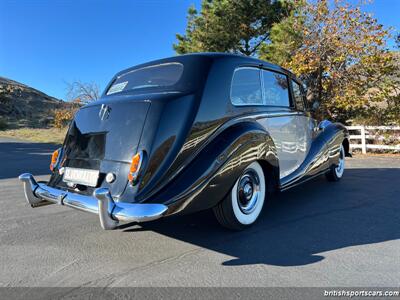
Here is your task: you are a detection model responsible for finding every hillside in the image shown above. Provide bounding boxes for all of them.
[0,76,70,128]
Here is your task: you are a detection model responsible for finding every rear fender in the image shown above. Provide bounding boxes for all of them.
[152,121,279,215]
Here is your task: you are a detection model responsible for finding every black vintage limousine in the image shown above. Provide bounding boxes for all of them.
[20,53,350,230]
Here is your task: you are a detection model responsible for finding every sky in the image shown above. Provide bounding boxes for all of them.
[0,0,399,100]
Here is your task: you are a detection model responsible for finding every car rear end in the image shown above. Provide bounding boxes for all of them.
[19,54,213,229]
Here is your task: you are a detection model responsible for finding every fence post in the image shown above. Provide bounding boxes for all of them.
[360,125,367,154]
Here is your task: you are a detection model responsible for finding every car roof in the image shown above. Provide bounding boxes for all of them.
[181,52,302,83]
[115,52,296,80]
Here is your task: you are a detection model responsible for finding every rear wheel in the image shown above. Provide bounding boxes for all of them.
[213,161,266,230]
[326,144,345,181]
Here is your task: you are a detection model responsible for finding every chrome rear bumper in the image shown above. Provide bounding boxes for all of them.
[19,173,168,230]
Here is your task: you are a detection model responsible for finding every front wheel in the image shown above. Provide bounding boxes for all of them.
[326,144,345,181]
[213,161,266,230]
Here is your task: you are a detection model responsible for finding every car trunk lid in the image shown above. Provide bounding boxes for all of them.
[61,98,151,197]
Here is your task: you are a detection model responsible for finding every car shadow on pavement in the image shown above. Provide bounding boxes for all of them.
[122,167,400,267]
[0,142,58,179]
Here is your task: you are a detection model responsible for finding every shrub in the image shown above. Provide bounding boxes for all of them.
[53,99,83,129]
[53,108,76,129]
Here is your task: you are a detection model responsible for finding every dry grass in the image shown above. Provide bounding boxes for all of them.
[0,127,67,144]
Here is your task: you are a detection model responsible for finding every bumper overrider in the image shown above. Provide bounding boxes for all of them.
[19,173,168,230]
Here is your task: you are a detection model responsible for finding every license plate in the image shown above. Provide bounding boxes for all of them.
[63,167,99,187]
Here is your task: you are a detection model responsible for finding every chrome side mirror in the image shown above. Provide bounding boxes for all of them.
[318,120,332,131]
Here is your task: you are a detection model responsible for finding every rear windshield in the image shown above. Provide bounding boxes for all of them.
[106,62,184,95]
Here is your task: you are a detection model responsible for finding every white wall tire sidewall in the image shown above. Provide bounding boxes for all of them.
[231,162,266,225]
[335,145,345,178]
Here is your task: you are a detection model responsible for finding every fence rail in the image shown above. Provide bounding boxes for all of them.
[346,125,400,154]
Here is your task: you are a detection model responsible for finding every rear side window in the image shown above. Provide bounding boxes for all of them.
[262,70,290,107]
[231,68,263,106]
[107,62,184,95]
[292,80,305,111]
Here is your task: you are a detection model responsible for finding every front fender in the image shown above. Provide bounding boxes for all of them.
[280,121,348,190]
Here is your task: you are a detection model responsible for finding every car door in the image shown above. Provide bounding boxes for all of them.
[229,67,309,179]
[258,69,302,179]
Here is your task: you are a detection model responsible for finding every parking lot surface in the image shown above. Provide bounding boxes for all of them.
[0,138,399,287]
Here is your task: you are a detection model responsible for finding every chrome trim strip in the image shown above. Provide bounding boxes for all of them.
[265,111,303,118]
[19,173,168,230]
[235,111,303,121]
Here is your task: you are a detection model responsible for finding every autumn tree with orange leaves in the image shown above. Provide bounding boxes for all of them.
[260,0,399,124]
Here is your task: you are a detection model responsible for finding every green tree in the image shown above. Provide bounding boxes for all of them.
[259,0,305,66]
[174,0,292,56]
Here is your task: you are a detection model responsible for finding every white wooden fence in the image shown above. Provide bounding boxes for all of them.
[346,125,400,154]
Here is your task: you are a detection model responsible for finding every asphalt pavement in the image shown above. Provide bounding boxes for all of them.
[0,138,399,288]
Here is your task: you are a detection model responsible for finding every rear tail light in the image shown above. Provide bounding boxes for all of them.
[50,148,63,171]
[128,151,143,184]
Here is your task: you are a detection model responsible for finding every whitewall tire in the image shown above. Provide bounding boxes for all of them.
[213,161,266,230]
[326,144,345,181]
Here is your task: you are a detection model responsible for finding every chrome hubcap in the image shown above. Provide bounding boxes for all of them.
[237,170,260,215]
